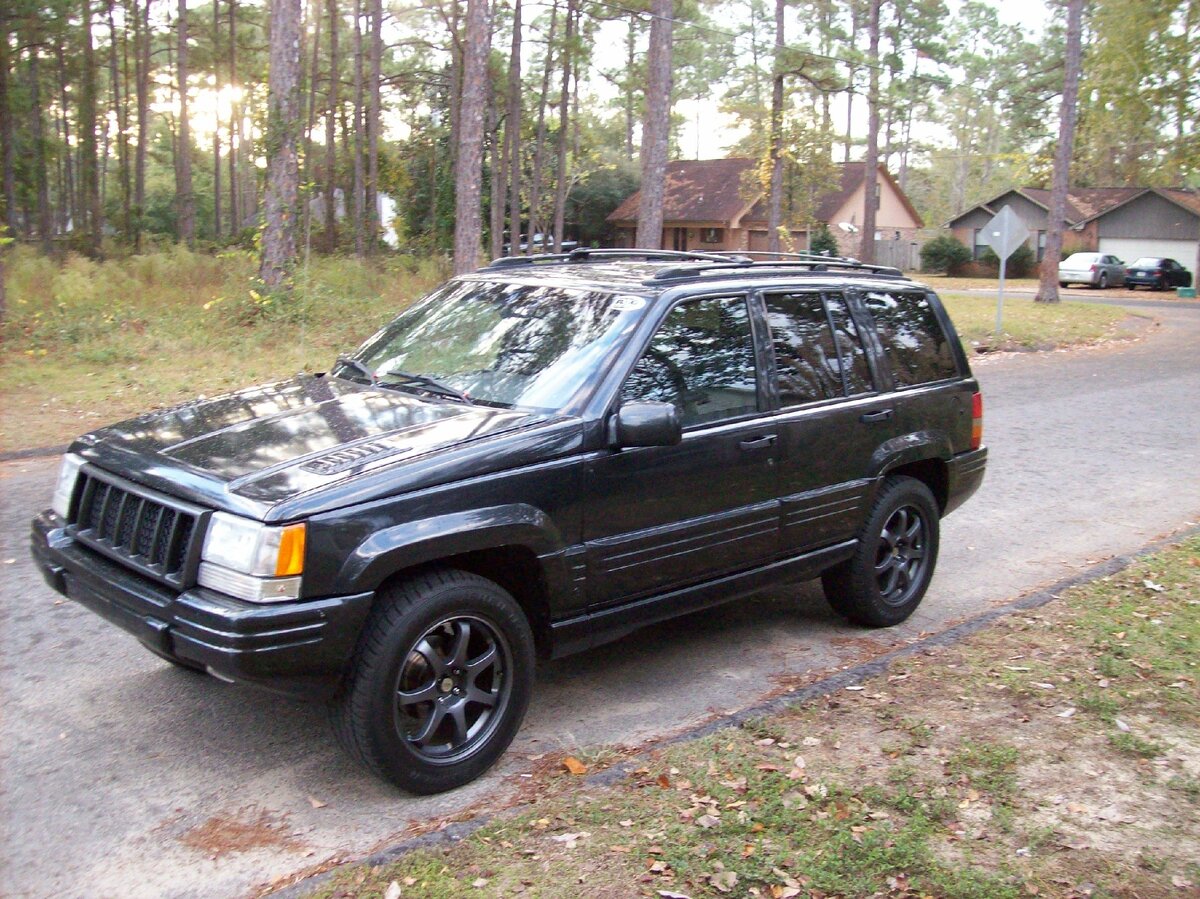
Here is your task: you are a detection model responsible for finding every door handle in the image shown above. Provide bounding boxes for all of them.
[860,409,894,423]
[739,434,777,450]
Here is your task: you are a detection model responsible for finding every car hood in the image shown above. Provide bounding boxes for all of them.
[71,374,580,520]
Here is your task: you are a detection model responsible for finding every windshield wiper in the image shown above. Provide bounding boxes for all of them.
[378,370,475,405]
[334,355,377,384]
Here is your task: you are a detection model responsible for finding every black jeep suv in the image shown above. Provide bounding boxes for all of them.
[32,250,986,794]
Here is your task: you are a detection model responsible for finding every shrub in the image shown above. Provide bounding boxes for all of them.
[979,242,1036,278]
[920,235,972,274]
[809,223,840,256]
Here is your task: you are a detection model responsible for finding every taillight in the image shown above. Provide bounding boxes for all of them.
[970,392,983,450]
[1090,264,1098,272]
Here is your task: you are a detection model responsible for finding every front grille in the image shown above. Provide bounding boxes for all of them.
[69,469,206,587]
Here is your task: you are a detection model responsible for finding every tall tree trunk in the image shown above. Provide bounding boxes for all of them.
[134,0,150,249]
[367,0,382,250]
[623,15,635,162]
[0,32,15,235]
[301,0,320,250]
[175,0,194,246]
[80,0,101,253]
[527,0,558,253]
[635,0,673,250]
[489,97,503,261]
[1035,0,1084,304]
[325,0,339,250]
[351,0,365,255]
[228,0,240,232]
[30,46,54,250]
[212,0,222,239]
[106,0,129,241]
[54,42,76,236]
[119,0,133,239]
[766,0,785,254]
[504,0,522,255]
[259,0,302,287]
[859,0,880,263]
[551,0,575,253]
[452,0,492,274]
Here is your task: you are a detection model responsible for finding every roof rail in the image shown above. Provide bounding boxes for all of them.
[481,247,752,270]
[649,257,905,282]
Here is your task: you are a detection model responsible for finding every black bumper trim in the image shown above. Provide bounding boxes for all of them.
[32,511,374,700]
[944,446,988,516]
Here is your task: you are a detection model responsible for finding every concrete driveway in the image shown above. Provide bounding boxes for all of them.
[2,295,1198,899]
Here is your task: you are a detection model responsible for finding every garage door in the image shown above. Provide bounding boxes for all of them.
[1098,238,1199,266]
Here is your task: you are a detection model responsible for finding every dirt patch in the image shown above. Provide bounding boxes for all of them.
[177,806,303,858]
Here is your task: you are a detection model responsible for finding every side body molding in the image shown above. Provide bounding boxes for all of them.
[337,504,569,595]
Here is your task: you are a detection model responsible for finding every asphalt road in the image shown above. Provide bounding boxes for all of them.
[2,296,1199,899]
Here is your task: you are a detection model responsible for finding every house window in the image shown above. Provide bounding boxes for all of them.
[874,183,881,210]
[973,228,989,260]
[700,227,724,244]
[1037,230,1047,262]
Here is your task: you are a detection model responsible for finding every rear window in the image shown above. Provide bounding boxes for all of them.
[1063,253,1099,265]
[1130,258,1163,267]
[862,291,958,387]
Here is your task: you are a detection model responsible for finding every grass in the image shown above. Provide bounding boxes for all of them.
[0,249,1138,453]
[293,535,1200,899]
[0,247,446,453]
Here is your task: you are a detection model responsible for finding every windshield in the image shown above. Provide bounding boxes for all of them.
[341,279,647,411]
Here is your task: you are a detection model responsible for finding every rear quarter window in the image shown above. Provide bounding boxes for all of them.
[862,290,958,387]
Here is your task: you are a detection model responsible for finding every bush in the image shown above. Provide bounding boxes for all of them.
[920,235,973,274]
[979,243,1036,278]
[809,223,840,256]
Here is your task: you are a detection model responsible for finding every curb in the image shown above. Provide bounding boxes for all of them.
[0,445,68,463]
[270,521,1200,898]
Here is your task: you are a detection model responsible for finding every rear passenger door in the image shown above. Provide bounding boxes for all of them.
[765,290,897,554]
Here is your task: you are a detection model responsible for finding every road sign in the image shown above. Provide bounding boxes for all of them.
[982,206,1030,337]
[983,206,1029,260]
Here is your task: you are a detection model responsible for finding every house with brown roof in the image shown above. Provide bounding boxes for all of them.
[606,159,925,266]
[947,187,1200,272]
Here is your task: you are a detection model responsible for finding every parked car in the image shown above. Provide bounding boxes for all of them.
[32,249,987,794]
[1123,257,1193,291]
[1058,252,1126,289]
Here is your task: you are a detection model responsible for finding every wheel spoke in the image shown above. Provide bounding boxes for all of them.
[409,702,446,746]
[447,621,472,668]
[903,514,922,541]
[874,554,894,574]
[465,643,498,678]
[880,562,900,596]
[448,702,469,745]
[397,681,440,706]
[414,637,448,677]
[466,684,499,708]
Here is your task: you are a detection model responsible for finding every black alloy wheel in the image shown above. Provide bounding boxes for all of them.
[872,505,930,607]
[821,475,941,627]
[394,615,513,764]
[331,569,535,794]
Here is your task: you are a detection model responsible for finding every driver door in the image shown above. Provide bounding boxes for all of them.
[582,293,780,607]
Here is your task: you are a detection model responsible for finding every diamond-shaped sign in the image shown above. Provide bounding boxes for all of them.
[983,206,1030,261]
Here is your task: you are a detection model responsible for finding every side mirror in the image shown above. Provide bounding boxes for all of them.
[610,400,682,449]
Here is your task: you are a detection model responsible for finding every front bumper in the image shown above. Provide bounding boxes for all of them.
[32,511,373,700]
[944,446,987,516]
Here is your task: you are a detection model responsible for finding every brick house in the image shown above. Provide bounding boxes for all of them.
[606,158,924,266]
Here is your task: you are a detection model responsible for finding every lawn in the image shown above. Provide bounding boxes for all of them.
[0,250,1134,454]
[297,535,1200,898]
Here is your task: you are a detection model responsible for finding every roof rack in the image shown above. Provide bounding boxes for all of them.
[649,256,905,282]
[481,247,752,270]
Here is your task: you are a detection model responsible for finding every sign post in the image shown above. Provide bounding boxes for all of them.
[982,206,1030,337]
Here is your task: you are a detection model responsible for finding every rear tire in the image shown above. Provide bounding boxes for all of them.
[1059,281,1068,288]
[1097,273,1108,289]
[822,476,940,627]
[331,569,535,794]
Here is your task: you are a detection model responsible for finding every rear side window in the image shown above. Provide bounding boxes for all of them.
[862,291,958,387]
[765,292,873,406]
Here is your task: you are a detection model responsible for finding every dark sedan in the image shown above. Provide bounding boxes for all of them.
[1124,257,1193,290]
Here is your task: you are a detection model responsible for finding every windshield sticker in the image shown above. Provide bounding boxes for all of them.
[611,296,646,312]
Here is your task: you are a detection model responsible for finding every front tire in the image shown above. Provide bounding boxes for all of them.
[331,569,535,794]
[821,476,940,627]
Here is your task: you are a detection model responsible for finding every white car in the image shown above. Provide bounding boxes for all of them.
[1058,252,1126,289]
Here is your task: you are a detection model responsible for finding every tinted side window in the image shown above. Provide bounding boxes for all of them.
[622,296,758,428]
[862,290,958,387]
[765,292,873,405]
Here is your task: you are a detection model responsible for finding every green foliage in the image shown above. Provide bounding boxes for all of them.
[920,234,972,273]
[567,163,639,247]
[979,242,1036,278]
[809,222,840,256]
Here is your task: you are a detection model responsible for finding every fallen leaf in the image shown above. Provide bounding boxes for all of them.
[647,860,669,874]
[472,878,488,889]
[1114,718,1130,732]
[1056,707,1077,718]
[696,814,721,828]
[1143,579,1165,592]
[550,831,590,848]
[561,756,588,775]
[710,870,739,893]
[619,819,634,827]
[383,882,402,899]
[656,891,693,899]
[307,796,327,809]
[657,773,671,789]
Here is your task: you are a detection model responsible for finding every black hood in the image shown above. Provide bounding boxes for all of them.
[73,374,578,519]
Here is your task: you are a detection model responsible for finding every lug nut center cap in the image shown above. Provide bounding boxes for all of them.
[439,677,455,693]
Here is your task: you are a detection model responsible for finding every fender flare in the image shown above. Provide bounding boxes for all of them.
[868,430,952,479]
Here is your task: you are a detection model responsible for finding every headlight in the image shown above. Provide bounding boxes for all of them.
[52,453,86,519]
[198,512,306,602]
